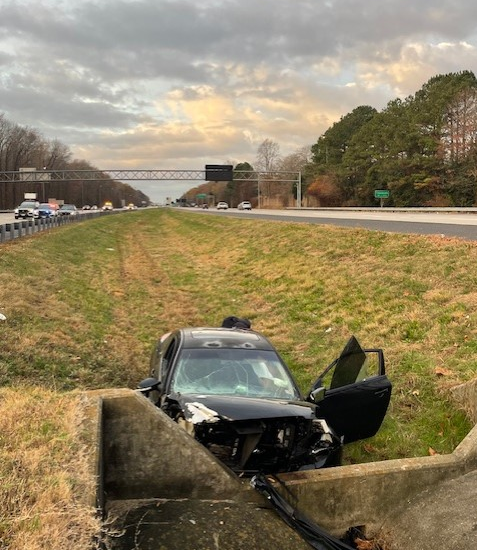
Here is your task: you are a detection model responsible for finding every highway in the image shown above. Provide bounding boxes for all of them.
[0,209,101,224]
[187,207,477,241]
[2,207,477,241]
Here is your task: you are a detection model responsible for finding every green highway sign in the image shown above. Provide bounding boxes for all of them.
[374,190,390,199]
[196,193,207,199]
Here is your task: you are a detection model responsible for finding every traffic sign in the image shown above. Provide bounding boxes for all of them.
[374,190,390,199]
[205,165,233,182]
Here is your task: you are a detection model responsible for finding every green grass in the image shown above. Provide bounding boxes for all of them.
[0,208,474,464]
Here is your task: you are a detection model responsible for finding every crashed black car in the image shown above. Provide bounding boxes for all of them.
[138,327,392,475]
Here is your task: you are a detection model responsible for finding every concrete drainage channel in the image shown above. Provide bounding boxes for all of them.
[82,389,312,550]
[80,383,477,550]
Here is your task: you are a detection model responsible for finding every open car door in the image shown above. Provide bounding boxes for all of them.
[309,336,392,444]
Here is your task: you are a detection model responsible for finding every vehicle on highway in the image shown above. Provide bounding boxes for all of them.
[102,201,113,211]
[238,201,252,210]
[14,200,40,219]
[216,201,229,210]
[138,327,392,475]
[82,205,91,210]
[34,203,59,219]
[58,204,78,216]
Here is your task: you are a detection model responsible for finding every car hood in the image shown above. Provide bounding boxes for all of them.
[173,393,316,424]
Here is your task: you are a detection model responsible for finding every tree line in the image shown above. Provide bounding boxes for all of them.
[185,70,477,208]
[307,70,477,207]
[0,113,149,209]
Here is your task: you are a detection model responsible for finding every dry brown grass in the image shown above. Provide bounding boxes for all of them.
[0,387,100,550]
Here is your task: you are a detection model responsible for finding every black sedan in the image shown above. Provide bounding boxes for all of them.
[138,327,392,475]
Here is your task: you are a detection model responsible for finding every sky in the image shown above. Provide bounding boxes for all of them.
[2,0,477,202]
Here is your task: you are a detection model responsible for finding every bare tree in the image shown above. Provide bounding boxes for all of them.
[0,114,14,170]
[44,139,72,169]
[255,139,281,172]
[442,88,477,163]
[0,111,149,209]
[6,125,43,170]
[278,145,312,172]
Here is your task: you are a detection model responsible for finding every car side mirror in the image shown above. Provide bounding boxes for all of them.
[309,386,326,403]
[137,377,161,396]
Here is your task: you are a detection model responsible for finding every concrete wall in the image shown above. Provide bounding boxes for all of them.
[80,389,314,550]
[78,383,477,543]
[275,427,477,537]
[96,388,249,501]
[274,381,477,538]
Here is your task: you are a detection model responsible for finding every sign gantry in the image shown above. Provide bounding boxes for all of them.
[0,169,208,182]
[0,167,303,206]
[0,168,300,182]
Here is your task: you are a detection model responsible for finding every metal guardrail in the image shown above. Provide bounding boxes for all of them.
[0,210,121,243]
[286,206,477,213]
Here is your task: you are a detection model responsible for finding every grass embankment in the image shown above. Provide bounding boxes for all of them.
[1,208,476,548]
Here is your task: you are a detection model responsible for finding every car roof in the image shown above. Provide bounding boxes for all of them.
[176,327,276,351]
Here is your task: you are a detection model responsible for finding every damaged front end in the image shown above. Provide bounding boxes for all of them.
[171,395,342,475]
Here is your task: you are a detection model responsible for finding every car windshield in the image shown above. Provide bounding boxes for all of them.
[171,348,300,399]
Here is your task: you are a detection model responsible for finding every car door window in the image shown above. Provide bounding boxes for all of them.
[316,336,382,391]
[311,336,391,444]
[160,337,180,381]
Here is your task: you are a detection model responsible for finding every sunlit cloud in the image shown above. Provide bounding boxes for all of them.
[1,0,477,201]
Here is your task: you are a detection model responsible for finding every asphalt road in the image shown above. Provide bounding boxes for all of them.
[0,212,81,223]
[3,207,477,241]
[187,207,477,241]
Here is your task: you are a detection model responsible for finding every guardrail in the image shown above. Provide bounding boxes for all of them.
[286,206,477,213]
[0,210,121,243]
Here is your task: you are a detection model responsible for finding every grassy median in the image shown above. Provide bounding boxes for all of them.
[1,207,476,548]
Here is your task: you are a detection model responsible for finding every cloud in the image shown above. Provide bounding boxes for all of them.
[1,0,477,201]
